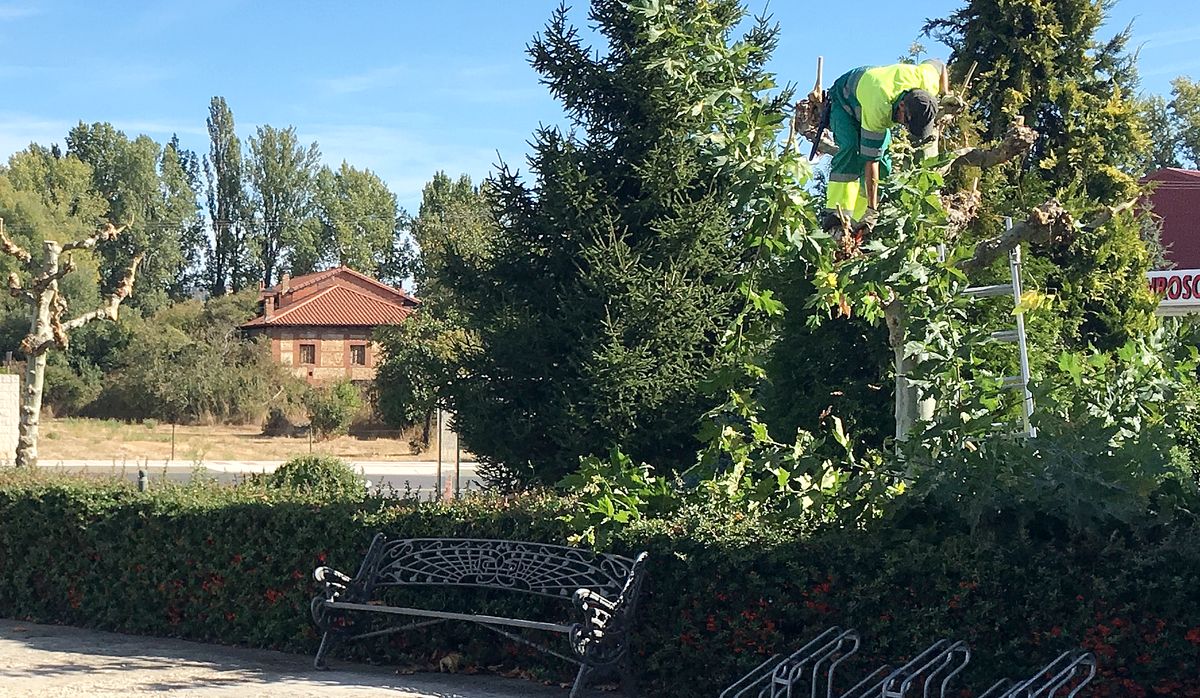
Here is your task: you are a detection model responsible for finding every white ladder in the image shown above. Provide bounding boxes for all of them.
[963,218,1037,438]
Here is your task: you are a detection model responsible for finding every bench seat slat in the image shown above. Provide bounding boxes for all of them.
[324,600,575,635]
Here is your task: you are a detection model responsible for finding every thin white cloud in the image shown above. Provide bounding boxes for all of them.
[300,123,500,210]
[1138,24,1200,49]
[1141,61,1200,78]
[0,113,70,161]
[317,66,411,95]
[456,63,516,79]
[117,120,208,138]
[0,3,39,20]
[0,112,213,166]
[434,85,545,104]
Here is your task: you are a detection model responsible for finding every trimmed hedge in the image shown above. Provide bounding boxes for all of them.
[0,472,1197,696]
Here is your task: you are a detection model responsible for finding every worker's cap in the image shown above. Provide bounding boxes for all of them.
[901,89,939,144]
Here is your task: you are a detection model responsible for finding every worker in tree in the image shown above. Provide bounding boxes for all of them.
[819,60,951,238]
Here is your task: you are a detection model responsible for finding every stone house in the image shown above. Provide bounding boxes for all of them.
[240,267,419,384]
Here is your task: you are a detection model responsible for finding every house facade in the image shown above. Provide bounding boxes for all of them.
[1142,168,1200,316]
[1144,168,1200,269]
[240,267,419,384]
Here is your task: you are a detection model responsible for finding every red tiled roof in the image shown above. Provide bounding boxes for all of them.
[1143,168,1200,184]
[242,284,415,327]
[1142,168,1200,269]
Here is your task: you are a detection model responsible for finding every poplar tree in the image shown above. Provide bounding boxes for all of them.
[204,97,251,295]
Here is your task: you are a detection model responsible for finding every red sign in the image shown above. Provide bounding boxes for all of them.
[1148,269,1200,314]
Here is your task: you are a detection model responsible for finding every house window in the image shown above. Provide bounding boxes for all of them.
[350,345,367,365]
[299,344,316,365]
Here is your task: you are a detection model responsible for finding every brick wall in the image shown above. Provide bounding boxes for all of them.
[0,374,19,464]
[265,327,377,384]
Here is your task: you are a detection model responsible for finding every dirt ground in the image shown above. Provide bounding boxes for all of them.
[0,619,572,697]
[36,418,436,463]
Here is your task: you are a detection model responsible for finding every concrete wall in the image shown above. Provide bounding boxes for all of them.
[0,374,18,464]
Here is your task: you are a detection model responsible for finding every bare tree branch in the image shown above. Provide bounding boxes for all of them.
[62,220,129,253]
[31,255,77,292]
[792,96,839,157]
[60,254,142,335]
[0,219,32,265]
[958,199,1137,274]
[945,118,1038,171]
[7,272,33,302]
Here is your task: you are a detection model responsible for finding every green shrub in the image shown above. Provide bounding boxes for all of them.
[42,354,103,416]
[0,471,1196,695]
[267,455,364,500]
[261,407,297,437]
[304,381,363,440]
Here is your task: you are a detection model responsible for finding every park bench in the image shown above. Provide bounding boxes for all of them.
[310,534,649,697]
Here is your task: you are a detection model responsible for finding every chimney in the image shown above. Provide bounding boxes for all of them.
[281,272,291,294]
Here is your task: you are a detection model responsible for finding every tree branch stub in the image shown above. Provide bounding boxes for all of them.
[0,219,32,265]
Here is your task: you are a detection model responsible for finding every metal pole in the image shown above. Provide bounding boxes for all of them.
[1007,218,1036,438]
[170,422,176,462]
[435,408,443,501]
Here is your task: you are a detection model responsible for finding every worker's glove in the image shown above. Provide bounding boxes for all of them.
[820,209,848,233]
[939,93,966,114]
[851,207,879,237]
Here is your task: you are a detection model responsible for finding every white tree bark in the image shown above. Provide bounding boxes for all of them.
[1,221,138,467]
[887,119,1040,442]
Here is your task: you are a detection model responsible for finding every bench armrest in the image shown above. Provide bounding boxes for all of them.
[313,566,354,602]
[569,552,649,667]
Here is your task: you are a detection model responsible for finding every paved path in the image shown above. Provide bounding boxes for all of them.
[35,460,481,497]
[0,620,573,697]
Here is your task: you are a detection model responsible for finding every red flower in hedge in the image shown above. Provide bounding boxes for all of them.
[1186,627,1200,646]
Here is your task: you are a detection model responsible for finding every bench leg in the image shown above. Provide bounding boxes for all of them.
[313,631,340,670]
[619,651,637,697]
[569,664,593,698]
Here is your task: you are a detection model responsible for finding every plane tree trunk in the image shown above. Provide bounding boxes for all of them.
[1,220,140,467]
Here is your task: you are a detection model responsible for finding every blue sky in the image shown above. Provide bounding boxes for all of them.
[0,1,1195,213]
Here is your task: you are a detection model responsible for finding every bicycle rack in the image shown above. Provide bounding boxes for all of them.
[979,650,1097,698]
[723,630,1097,698]
[719,627,861,698]
[879,639,970,698]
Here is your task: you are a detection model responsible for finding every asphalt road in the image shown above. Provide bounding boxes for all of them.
[35,459,482,499]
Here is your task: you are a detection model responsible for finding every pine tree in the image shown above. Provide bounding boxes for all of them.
[437,0,784,486]
[924,0,1156,353]
[925,0,1149,203]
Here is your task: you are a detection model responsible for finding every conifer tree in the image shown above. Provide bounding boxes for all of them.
[924,1,1157,355]
[438,0,785,486]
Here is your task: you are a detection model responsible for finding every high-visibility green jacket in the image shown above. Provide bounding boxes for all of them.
[855,60,944,133]
[832,60,945,161]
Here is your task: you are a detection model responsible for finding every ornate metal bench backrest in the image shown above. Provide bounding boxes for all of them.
[354,535,637,601]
